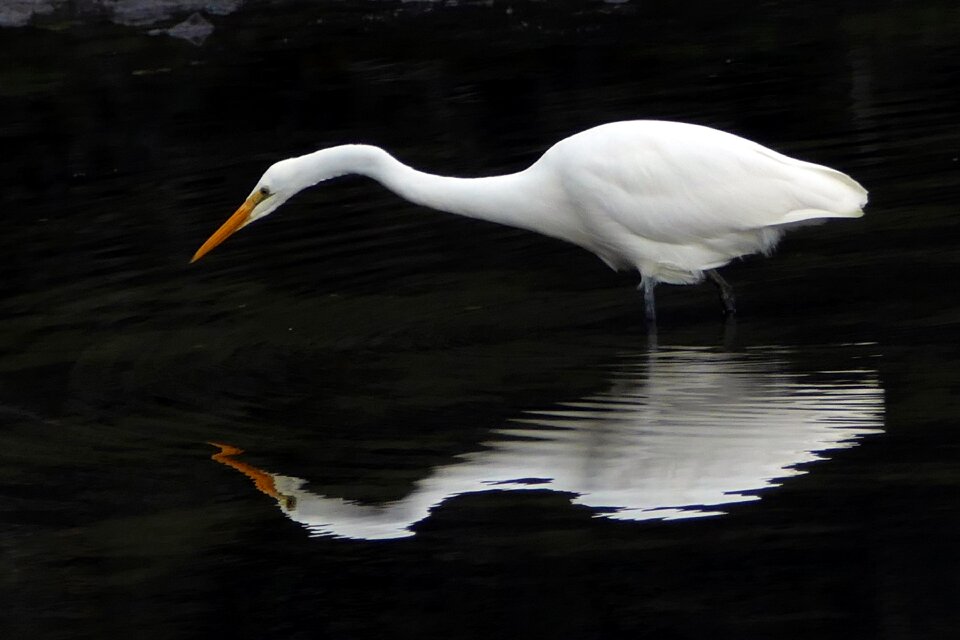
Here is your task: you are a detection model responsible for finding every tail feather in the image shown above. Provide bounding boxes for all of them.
[777,163,868,224]
[780,207,864,224]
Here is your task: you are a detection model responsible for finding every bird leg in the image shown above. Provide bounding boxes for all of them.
[706,269,736,316]
[721,315,737,350]
[640,277,657,324]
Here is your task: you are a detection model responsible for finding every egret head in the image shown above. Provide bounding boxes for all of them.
[190,159,302,263]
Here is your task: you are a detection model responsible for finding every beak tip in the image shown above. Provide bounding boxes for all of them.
[191,197,255,266]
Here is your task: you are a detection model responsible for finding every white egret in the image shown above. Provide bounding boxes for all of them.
[191,120,867,321]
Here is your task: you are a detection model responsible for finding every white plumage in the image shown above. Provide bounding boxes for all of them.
[192,120,867,320]
[543,121,866,282]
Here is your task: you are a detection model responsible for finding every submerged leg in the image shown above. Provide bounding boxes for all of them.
[640,277,657,324]
[721,314,737,350]
[706,269,736,316]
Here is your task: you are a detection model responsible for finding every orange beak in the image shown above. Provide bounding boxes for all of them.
[190,193,263,263]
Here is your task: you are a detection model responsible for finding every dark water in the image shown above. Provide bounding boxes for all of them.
[2,1,960,638]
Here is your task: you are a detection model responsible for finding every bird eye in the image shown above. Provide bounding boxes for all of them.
[259,186,271,197]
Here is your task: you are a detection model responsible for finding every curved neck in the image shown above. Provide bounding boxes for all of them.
[292,145,565,237]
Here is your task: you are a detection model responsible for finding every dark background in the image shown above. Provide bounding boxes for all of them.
[2,1,959,638]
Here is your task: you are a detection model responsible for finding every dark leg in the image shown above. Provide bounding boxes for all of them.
[641,277,657,324]
[721,314,737,350]
[706,269,736,316]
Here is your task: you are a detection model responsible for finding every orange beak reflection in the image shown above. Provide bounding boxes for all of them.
[190,193,263,263]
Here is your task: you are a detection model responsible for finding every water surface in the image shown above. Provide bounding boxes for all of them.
[2,1,960,638]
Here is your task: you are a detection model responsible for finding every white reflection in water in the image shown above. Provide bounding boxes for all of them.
[212,346,884,540]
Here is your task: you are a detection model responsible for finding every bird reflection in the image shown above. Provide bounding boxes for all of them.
[210,346,884,540]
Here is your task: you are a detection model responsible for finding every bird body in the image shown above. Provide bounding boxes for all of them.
[538,121,865,283]
[192,120,867,319]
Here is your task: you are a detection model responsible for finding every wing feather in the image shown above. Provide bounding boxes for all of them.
[550,121,867,245]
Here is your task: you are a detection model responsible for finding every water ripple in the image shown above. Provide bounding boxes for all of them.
[210,345,884,540]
